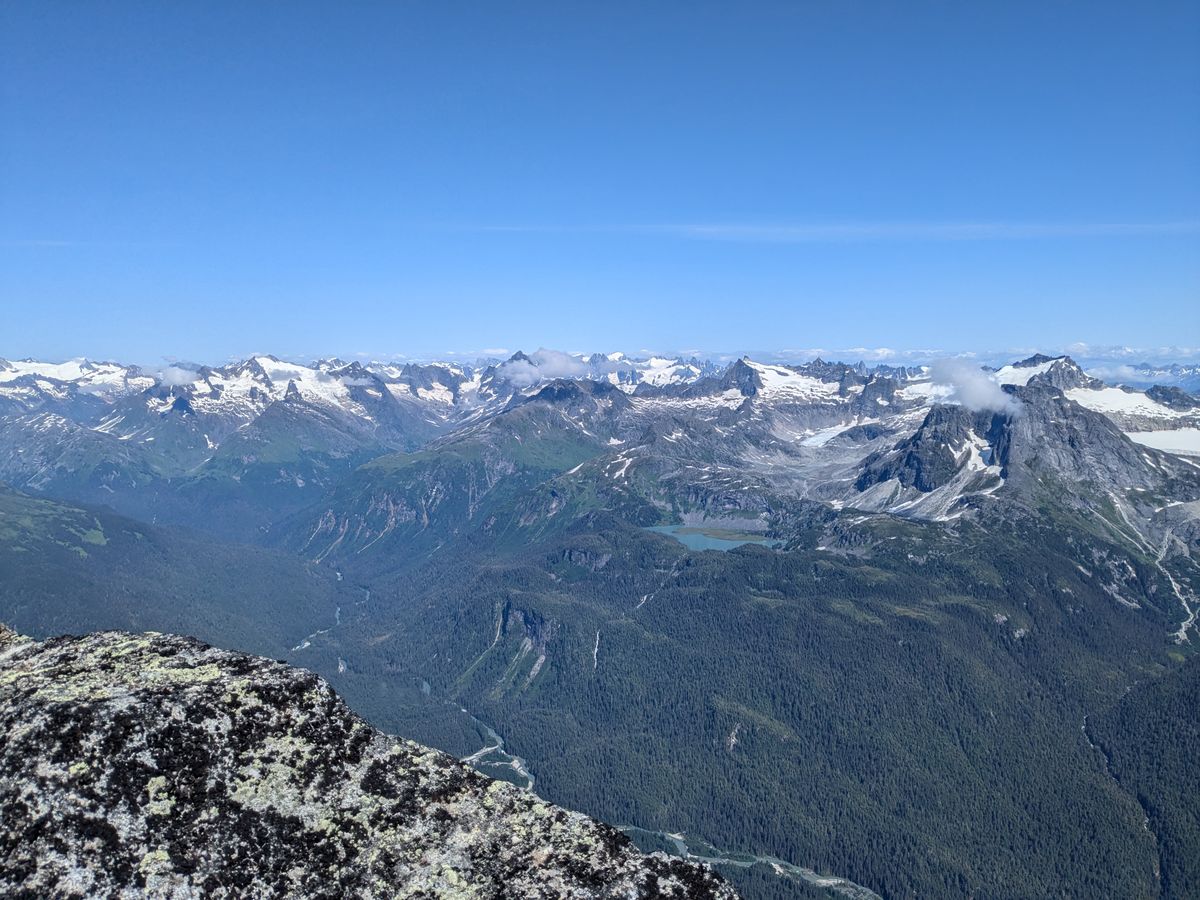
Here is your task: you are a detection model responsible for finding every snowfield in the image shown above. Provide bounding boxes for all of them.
[1126,429,1200,457]
[992,358,1060,385]
[1067,387,1186,419]
[745,360,845,401]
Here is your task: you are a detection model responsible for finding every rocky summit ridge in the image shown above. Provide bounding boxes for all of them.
[0,625,735,899]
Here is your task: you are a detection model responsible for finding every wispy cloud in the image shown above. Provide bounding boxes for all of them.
[657,221,1200,242]
[930,358,1022,416]
[0,239,182,249]
[10,222,1194,250]
[0,240,82,248]
[468,220,1200,243]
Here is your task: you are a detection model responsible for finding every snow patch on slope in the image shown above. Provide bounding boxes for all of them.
[1126,429,1200,457]
[1067,387,1186,419]
[744,361,841,401]
[993,358,1059,386]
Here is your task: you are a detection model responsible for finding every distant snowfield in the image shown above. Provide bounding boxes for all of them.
[1068,386,1185,419]
[0,359,95,382]
[745,360,843,401]
[1126,429,1200,457]
[629,356,702,388]
[898,380,954,403]
[0,358,151,393]
[800,419,877,447]
[992,358,1058,386]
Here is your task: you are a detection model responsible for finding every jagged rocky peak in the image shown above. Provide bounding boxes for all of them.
[797,357,864,385]
[0,625,736,899]
[282,379,304,402]
[721,358,764,396]
[856,404,1009,493]
[1017,353,1057,366]
[858,373,899,406]
[1004,381,1195,493]
[221,355,273,382]
[524,377,633,415]
[1146,384,1200,411]
[996,354,1101,391]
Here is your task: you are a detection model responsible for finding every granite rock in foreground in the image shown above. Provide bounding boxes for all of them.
[0,625,736,899]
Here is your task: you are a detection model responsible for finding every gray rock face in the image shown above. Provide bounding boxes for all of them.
[855,405,1007,493]
[1006,382,1196,498]
[1146,385,1200,411]
[0,626,736,899]
[1020,355,1103,391]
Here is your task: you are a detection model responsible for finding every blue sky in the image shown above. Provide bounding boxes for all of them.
[1,1,1197,364]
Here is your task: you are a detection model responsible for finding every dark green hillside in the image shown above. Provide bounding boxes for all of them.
[0,484,347,658]
[1090,654,1200,899]
[159,401,390,540]
[308,512,1187,900]
[275,403,611,565]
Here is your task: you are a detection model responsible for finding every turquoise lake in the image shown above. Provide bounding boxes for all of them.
[644,524,782,552]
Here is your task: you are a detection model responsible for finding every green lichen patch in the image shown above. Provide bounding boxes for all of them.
[0,627,737,899]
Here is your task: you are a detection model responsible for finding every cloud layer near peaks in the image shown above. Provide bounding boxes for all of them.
[495,348,668,388]
[155,365,199,387]
[497,349,592,387]
[929,359,1021,415]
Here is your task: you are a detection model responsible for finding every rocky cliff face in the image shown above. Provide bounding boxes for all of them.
[0,625,735,899]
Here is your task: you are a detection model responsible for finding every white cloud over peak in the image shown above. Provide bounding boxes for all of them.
[929,358,1021,415]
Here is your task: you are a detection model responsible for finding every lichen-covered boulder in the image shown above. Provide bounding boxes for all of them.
[0,625,736,899]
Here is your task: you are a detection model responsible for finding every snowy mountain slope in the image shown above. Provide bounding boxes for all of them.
[986,355,1200,454]
[5,350,1200,540]
[991,354,1100,390]
[0,359,149,422]
[0,356,477,533]
[469,357,1200,574]
[0,357,154,398]
[274,350,1200,574]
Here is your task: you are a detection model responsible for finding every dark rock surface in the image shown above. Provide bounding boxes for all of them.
[855,404,1008,493]
[0,625,736,899]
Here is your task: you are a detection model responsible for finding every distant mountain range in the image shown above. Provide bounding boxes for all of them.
[2,347,1199,899]
[1,350,1196,535]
